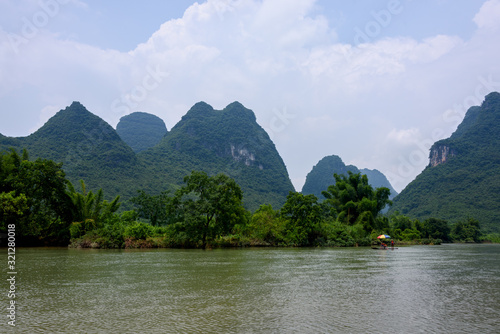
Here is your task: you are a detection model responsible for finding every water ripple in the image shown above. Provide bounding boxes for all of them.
[9,245,500,333]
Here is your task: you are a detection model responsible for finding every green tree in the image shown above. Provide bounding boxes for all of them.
[173,171,246,249]
[248,204,284,244]
[322,172,392,230]
[451,217,481,242]
[390,212,414,231]
[0,149,73,243]
[67,179,121,236]
[400,228,422,241]
[124,221,154,240]
[0,191,28,229]
[131,190,171,226]
[421,218,451,242]
[281,192,321,246]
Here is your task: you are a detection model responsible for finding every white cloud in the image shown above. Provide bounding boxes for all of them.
[474,0,500,30]
[386,128,421,146]
[30,104,61,134]
[0,0,499,193]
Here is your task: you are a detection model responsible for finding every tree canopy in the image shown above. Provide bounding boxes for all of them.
[0,149,73,244]
[172,171,247,249]
[322,171,392,229]
[1,148,490,248]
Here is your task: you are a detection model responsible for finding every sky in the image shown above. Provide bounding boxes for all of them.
[1,0,499,193]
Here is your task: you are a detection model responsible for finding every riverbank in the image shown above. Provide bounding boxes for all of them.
[68,235,449,249]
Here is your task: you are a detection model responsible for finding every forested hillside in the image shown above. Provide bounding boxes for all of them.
[0,101,294,211]
[138,101,294,210]
[0,102,142,201]
[2,99,496,247]
[390,92,500,232]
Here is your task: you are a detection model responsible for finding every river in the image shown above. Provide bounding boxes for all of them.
[3,244,500,333]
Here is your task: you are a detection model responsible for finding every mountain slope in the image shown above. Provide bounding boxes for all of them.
[301,155,397,200]
[116,112,168,153]
[390,92,500,232]
[0,102,142,199]
[0,101,294,211]
[360,168,398,197]
[138,101,295,210]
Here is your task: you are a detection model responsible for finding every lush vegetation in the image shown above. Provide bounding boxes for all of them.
[390,92,500,233]
[0,149,73,245]
[0,149,120,245]
[137,101,294,210]
[0,101,294,212]
[116,112,168,153]
[0,102,142,209]
[2,93,499,246]
[2,148,492,248]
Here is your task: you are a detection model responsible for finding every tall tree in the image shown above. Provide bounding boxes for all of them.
[322,172,392,230]
[173,171,246,249]
[131,190,171,226]
[281,192,321,246]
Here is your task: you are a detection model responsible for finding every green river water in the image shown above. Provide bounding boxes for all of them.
[2,244,500,333]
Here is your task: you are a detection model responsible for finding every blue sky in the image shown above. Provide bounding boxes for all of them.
[1,0,499,192]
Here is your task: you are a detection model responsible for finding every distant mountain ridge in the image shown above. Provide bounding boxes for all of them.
[0,101,294,211]
[116,112,168,153]
[390,92,500,232]
[301,155,398,200]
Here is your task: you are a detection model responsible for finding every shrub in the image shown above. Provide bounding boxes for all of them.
[69,222,84,239]
[123,221,154,240]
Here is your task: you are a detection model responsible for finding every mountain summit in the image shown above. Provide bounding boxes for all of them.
[0,101,140,195]
[139,101,294,209]
[116,112,168,153]
[0,101,294,210]
[390,92,500,232]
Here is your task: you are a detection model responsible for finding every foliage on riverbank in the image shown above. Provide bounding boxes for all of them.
[1,149,492,249]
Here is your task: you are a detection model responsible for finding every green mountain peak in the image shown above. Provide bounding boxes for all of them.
[116,111,168,153]
[181,101,215,121]
[391,91,500,232]
[1,101,294,211]
[140,101,294,210]
[0,102,139,201]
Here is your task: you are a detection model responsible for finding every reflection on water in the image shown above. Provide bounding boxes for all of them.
[5,245,500,333]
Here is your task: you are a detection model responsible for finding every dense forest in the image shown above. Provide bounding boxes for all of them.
[1,149,495,248]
